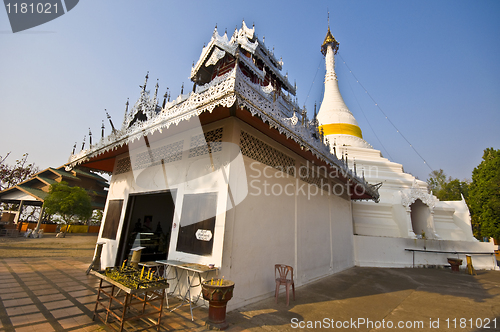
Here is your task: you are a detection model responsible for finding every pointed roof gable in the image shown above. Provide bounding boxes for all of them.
[190,20,295,95]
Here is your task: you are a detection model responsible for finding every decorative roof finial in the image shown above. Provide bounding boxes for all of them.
[81,135,86,151]
[140,71,149,92]
[162,88,168,108]
[122,98,129,124]
[72,142,77,155]
[154,79,159,101]
[105,109,117,134]
[314,101,317,119]
[101,120,105,138]
[321,11,339,56]
[181,82,184,95]
[88,128,92,146]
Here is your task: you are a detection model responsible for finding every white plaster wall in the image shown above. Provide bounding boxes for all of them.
[97,175,131,269]
[220,121,355,310]
[353,202,400,237]
[354,235,497,270]
[96,119,238,269]
[223,160,355,310]
[434,199,475,241]
[222,160,297,310]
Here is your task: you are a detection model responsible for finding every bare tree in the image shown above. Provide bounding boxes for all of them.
[0,152,39,191]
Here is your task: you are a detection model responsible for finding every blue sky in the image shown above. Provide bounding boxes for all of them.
[1,0,499,182]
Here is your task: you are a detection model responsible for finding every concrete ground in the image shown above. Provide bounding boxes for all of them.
[1,234,499,331]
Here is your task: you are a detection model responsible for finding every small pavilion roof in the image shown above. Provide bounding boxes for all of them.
[17,185,49,201]
[0,166,109,208]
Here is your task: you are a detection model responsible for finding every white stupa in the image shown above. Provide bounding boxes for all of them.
[317,26,496,269]
[317,27,372,150]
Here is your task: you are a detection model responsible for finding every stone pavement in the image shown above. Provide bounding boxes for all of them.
[1,256,499,331]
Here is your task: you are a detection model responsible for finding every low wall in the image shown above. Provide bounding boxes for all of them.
[20,223,57,233]
[354,235,498,270]
[60,225,101,233]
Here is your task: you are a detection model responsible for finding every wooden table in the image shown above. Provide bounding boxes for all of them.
[90,270,169,332]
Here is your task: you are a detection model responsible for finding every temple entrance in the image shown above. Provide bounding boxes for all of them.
[116,190,176,265]
[410,199,431,237]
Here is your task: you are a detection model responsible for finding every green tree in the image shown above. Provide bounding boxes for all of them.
[43,181,92,237]
[468,148,500,239]
[427,169,469,201]
[427,169,447,193]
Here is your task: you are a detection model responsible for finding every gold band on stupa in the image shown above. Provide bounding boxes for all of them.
[319,123,363,139]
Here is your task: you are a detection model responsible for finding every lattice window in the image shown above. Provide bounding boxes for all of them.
[239,131,295,176]
[189,128,224,158]
[298,165,333,192]
[133,140,184,170]
[299,166,323,187]
[115,156,131,175]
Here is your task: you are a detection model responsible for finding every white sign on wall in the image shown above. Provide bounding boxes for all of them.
[195,229,213,241]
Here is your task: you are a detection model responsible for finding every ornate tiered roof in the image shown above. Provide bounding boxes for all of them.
[67,21,379,202]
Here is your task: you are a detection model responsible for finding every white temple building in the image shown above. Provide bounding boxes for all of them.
[317,27,496,270]
[68,22,380,310]
[67,22,495,311]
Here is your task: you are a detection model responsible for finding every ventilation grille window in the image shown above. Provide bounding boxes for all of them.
[299,166,325,188]
[239,131,295,176]
[133,140,184,170]
[189,128,224,158]
[115,157,131,175]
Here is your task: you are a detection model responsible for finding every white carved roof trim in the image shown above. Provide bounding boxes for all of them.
[400,182,438,210]
[68,66,378,202]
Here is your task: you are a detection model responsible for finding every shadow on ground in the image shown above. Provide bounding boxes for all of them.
[223,267,500,331]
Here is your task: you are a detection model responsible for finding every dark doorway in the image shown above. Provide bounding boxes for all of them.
[116,190,176,265]
[410,199,430,237]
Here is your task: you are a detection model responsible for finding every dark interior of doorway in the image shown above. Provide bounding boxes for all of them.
[115,191,176,265]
